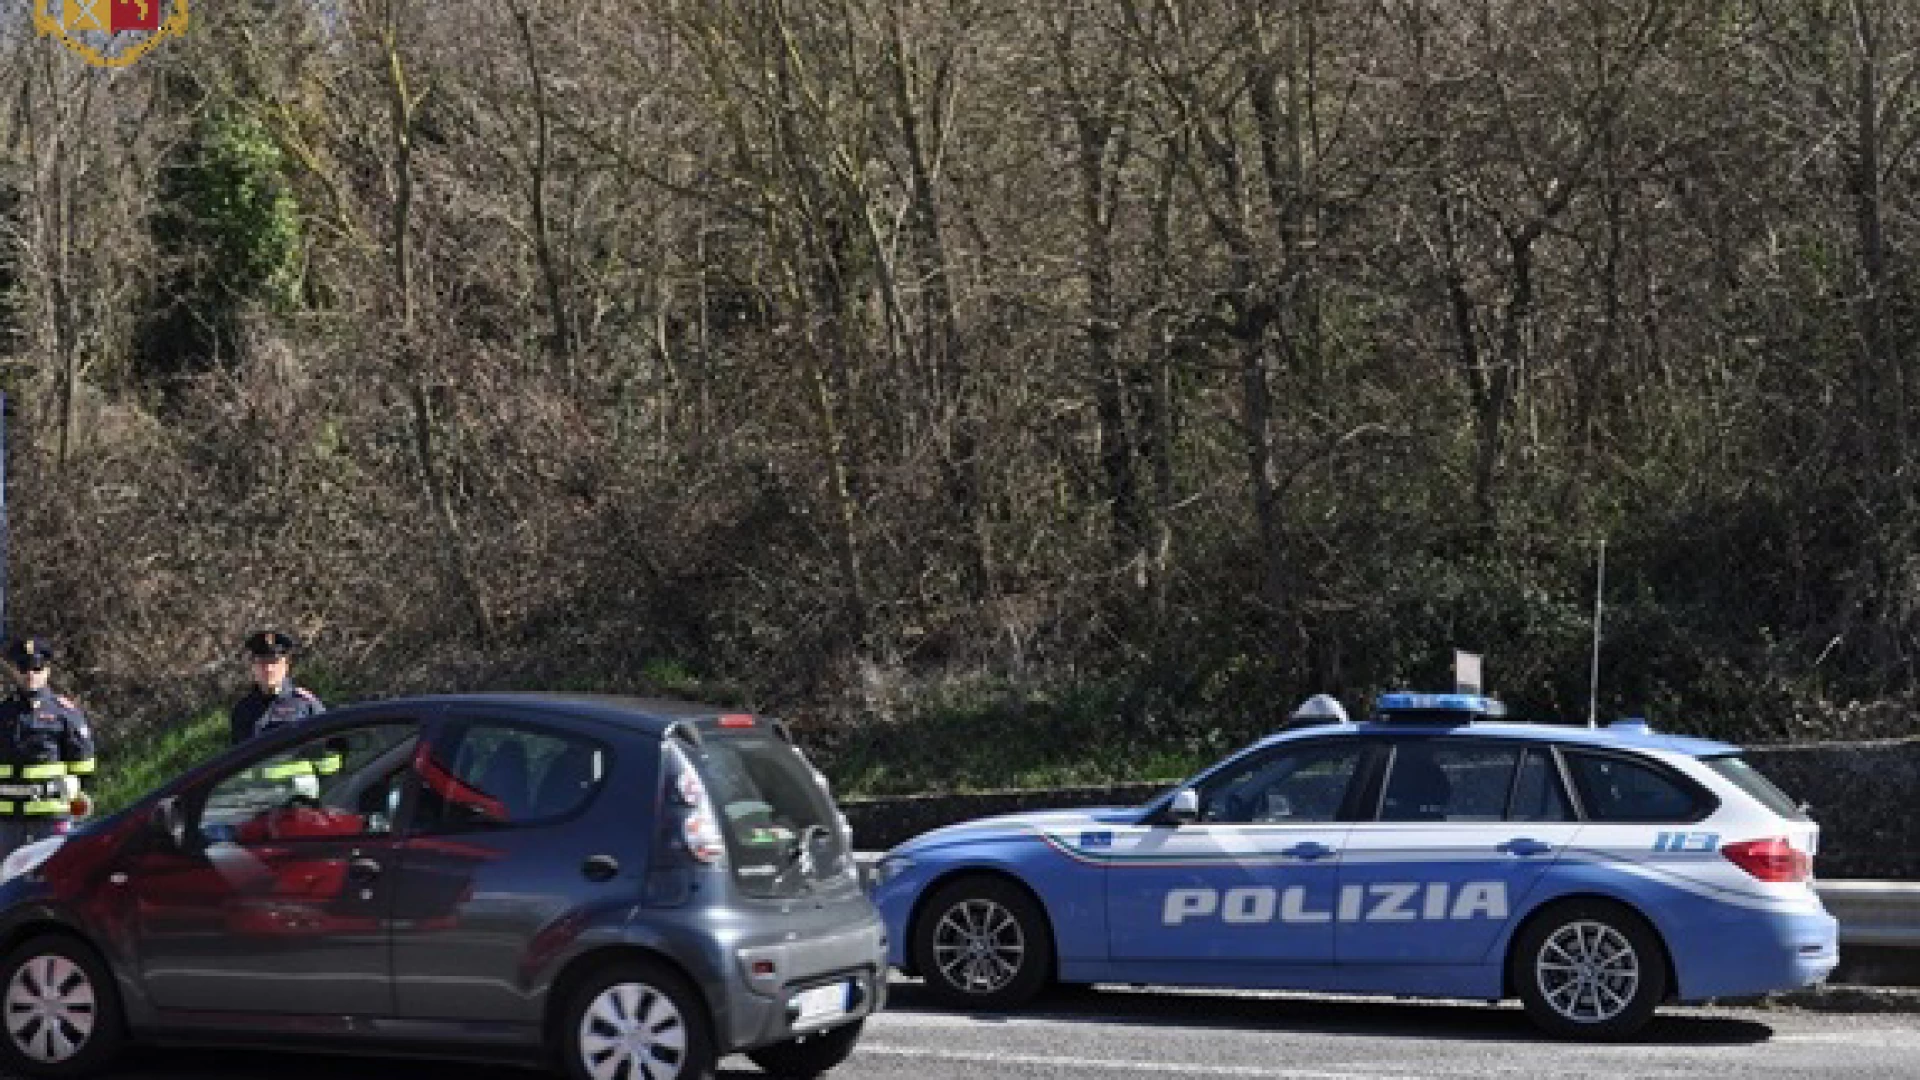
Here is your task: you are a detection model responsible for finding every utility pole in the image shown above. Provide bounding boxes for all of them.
[1,390,10,641]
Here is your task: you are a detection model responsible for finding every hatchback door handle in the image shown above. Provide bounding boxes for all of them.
[1281,842,1335,861]
[347,857,383,882]
[1498,838,1552,857]
[582,854,619,882]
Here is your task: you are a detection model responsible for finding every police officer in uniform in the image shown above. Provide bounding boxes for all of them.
[0,637,96,853]
[230,629,325,746]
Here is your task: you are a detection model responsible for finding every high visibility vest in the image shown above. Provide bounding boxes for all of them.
[0,764,90,816]
[243,752,344,783]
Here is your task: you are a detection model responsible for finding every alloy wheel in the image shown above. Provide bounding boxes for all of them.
[931,897,1027,995]
[1534,919,1641,1025]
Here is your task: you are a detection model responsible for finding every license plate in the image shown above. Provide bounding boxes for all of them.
[790,980,853,1028]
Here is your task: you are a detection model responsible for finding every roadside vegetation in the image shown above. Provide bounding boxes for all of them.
[5,2,1919,811]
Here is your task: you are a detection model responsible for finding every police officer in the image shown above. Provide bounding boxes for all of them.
[230,629,325,745]
[0,637,96,853]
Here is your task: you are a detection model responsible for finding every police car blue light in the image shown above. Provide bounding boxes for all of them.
[1373,691,1508,719]
[868,693,1839,1040]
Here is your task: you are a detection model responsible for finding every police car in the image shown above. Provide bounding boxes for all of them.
[868,692,1839,1039]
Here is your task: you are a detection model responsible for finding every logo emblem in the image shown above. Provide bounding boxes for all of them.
[33,0,189,69]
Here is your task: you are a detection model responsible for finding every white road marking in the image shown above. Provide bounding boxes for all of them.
[855,1043,1429,1079]
[856,1042,1699,1079]
[1772,1029,1920,1044]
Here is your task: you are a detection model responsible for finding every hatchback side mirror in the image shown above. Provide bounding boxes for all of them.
[1167,788,1200,825]
[151,797,186,850]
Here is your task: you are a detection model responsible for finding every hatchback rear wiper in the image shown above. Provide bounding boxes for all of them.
[781,824,829,883]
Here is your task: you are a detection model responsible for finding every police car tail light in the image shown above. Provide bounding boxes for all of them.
[1722,837,1811,883]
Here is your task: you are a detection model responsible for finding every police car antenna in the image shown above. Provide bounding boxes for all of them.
[1587,537,1606,729]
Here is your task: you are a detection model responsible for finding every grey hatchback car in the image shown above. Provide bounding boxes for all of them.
[0,695,886,1080]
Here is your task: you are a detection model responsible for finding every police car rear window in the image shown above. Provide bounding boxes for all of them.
[1704,755,1808,821]
[1563,751,1706,822]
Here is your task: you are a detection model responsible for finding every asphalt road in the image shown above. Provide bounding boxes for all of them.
[39,980,1920,1080]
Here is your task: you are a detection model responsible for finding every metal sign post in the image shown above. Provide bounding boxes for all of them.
[1454,650,1483,695]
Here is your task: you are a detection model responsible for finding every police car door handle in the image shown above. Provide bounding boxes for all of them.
[1498,838,1551,857]
[1281,842,1335,861]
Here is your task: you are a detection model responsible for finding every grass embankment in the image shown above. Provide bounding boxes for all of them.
[89,711,228,816]
[823,682,1226,798]
[85,676,1235,814]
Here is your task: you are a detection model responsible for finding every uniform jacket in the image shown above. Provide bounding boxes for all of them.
[0,688,96,818]
[230,679,325,746]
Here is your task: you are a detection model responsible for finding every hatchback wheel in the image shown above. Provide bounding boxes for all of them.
[746,1018,863,1077]
[1512,900,1666,1040]
[560,960,716,1080]
[911,876,1052,1010]
[0,935,123,1079]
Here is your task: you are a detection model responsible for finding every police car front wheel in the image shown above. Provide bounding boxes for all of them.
[912,875,1053,1010]
[1511,900,1667,1040]
[0,934,124,1079]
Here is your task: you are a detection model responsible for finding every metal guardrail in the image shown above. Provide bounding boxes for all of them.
[1818,881,1920,948]
[856,853,1917,950]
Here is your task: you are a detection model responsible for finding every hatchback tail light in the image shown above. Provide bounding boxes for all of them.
[1722,837,1812,882]
[663,743,726,865]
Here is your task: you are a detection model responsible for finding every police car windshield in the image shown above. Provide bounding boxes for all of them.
[1703,755,1809,821]
[685,733,849,899]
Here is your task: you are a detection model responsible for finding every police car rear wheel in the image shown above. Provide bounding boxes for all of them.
[1513,901,1666,1040]
[0,935,123,1079]
[913,876,1052,1010]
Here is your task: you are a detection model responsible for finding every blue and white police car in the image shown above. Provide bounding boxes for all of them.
[868,692,1840,1039]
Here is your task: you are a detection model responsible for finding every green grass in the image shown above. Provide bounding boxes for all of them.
[90,710,228,816]
[823,680,1230,798]
[84,674,1234,814]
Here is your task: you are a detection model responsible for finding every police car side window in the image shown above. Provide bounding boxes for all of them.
[1199,744,1363,824]
[1563,751,1702,822]
[199,722,419,844]
[1379,743,1519,822]
[1508,748,1574,822]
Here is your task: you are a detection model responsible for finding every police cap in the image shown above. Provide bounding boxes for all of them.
[4,637,56,671]
[243,629,301,659]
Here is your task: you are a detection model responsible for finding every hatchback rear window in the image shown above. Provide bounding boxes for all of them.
[1704,755,1809,821]
[686,732,849,899]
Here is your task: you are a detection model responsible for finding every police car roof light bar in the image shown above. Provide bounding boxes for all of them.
[1372,691,1508,724]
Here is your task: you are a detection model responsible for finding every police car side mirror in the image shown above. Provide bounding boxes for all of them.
[1167,788,1200,825]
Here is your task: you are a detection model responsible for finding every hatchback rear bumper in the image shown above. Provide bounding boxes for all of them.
[695,907,890,1052]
